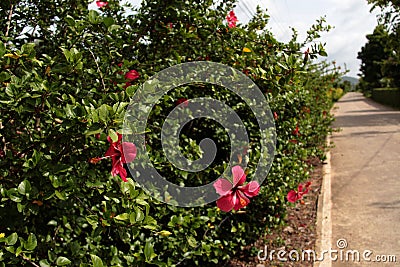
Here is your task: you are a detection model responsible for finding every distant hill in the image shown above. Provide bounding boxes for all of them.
[341,76,359,91]
[341,76,359,86]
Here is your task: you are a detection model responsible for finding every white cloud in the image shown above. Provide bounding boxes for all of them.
[236,0,379,77]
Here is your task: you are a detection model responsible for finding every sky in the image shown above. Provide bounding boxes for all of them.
[91,0,380,77]
[235,0,380,77]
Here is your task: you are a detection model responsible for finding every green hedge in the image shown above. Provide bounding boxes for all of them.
[0,1,341,266]
[372,88,400,107]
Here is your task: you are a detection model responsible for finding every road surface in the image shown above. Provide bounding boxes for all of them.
[330,92,400,266]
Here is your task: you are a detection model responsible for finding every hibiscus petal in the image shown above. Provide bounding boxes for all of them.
[303,182,312,194]
[96,1,108,8]
[298,184,303,192]
[287,190,300,203]
[213,178,233,196]
[117,133,123,142]
[216,194,235,212]
[121,142,137,163]
[240,181,260,197]
[112,161,128,182]
[125,70,140,81]
[104,144,118,158]
[232,165,246,186]
[233,191,250,211]
[119,168,128,182]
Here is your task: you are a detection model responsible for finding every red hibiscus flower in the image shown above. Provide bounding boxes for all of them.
[123,82,132,89]
[176,98,189,107]
[226,10,238,28]
[287,182,311,203]
[125,70,140,81]
[292,125,301,136]
[96,1,108,8]
[90,133,137,182]
[213,166,260,212]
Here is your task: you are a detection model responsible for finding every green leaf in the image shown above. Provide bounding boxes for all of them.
[134,208,144,222]
[56,256,71,266]
[319,50,328,57]
[54,190,66,200]
[85,128,102,136]
[5,86,13,97]
[47,220,58,226]
[64,15,76,27]
[15,245,23,256]
[39,259,51,267]
[0,72,11,82]
[86,215,98,227]
[18,180,31,195]
[90,254,104,267]
[21,43,35,56]
[98,104,110,122]
[126,85,136,97]
[108,129,118,142]
[108,25,121,32]
[103,17,115,27]
[61,48,72,62]
[9,194,22,202]
[88,10,101,24]
[24,233,37,250]
[6,233,18,246]
[114,213,129,221]
[157,230,172,237]
[144,241,156,262]
[0,42,5,57]
[187,235,197,248]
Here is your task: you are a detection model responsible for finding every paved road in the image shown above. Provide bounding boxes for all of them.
[330,92,400,266]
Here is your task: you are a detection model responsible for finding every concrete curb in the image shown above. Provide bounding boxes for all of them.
[314,135,332,267]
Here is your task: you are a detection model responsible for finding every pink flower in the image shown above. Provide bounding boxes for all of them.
[273,112,278,120]
[90,133,137,182]
[96,1,108,8]
[226,10,238,28]
[287,182,311,203]
[213,166,260,212]
[125,70,140,81]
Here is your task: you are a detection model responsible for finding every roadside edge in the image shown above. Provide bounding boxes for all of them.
[313,134,333,267]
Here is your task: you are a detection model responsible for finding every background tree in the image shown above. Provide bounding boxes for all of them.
[357,24,391,94]
[358,0,400,91]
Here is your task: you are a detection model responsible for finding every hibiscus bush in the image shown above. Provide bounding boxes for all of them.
[0,0,344,266]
